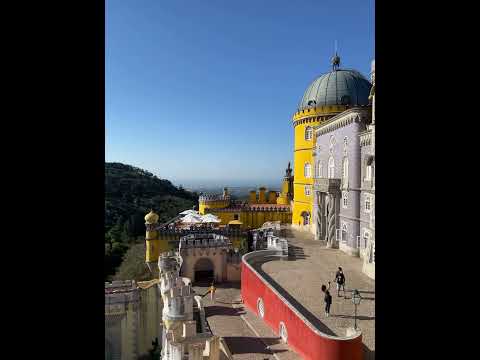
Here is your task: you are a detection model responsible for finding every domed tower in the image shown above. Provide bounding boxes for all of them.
[292,54,371,228]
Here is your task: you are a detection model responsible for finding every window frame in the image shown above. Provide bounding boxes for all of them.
[305,126,313,141]
[304,162,312,178]
[304,185,311,196]
[365,195,371,213]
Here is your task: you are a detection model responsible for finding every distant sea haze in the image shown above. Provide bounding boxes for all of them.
[174,180,282,193]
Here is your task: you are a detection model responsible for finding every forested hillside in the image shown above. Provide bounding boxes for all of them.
[105,162,198,279]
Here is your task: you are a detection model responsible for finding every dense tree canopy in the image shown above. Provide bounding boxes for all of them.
[105,162,198,280]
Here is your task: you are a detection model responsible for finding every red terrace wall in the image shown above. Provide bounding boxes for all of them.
[241,252,363,360]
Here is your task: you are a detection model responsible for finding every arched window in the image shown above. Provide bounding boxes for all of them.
[342,157,349,183]
[316,161,323,178]
[305,126,313,140]
[328,156,335,178]
[304,163,312,178]
[304,185,311,196]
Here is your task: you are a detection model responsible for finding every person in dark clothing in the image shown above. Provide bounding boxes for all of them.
[335,267,346,297]
[321,282,333,317]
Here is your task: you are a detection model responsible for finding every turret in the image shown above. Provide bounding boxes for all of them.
[249,190,257,204]
[277,163,294,205]
[145,210,160,274]
[268,191,277,203]
[258,187,266,203]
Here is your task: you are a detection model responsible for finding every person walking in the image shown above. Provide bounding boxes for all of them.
[321,282,333,317]
[208,282,216,302]
[335,267,346,297]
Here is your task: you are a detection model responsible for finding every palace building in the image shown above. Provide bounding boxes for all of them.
[293,55,375,279]
[197,164,293,229]
[197,54,375,279]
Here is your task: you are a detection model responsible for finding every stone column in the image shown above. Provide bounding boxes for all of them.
[325,193,337,248]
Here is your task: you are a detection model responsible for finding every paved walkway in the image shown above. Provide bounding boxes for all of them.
[193,283,301,360]
[255,228,375,360]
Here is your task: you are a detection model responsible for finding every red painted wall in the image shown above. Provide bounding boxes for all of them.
[241,261,363,360]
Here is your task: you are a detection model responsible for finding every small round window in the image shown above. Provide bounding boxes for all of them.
[257,298,265,318]
[279,322,288,343]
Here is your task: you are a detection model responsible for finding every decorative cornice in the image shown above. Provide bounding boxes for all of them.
[314,107,371,136]
[292,104,348,122]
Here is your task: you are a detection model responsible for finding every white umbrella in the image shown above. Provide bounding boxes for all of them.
[201,214,221,223]
[181,213,203,224]
[180,209,199,216]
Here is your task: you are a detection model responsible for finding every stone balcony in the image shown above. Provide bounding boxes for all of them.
[314,178,341,193]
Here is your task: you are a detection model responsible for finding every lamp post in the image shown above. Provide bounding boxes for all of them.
[352,289,362,330]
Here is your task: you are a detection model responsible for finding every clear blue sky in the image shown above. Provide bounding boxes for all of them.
[106,0,374,188]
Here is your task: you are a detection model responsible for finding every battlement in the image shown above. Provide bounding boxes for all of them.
[198,194,230,203]
[179,233,231,250]
[155,227,245,237]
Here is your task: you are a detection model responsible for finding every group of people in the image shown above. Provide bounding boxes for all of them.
[321,267,346,317]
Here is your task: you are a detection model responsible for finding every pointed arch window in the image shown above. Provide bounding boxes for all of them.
[328,156,335,178]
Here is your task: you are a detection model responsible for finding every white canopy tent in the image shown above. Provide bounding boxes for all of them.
[181,213,203,224]
[179,209,199,216]
[201,214,221,223]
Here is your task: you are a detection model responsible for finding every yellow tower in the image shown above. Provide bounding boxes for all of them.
[292,54,371,229]
[258,187,266,203]
[249,190,257,204]
[268,191,277,203]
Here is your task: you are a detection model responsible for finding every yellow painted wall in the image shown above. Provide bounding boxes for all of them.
[208,210,291,230]
[293,119,317,225]
[291,106,346,226]
[199,199,229,215]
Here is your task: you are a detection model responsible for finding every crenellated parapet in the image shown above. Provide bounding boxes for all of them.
[179,234,231,249]
[198,194,231,203]
[157,248,220,359]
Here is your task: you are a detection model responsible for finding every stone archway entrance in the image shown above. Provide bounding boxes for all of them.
[194,258,215,284]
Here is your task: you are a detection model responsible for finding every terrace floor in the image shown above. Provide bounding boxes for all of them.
[253,227,375,360]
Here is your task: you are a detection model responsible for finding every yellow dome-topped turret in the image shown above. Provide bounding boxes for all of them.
[144,210,159,224]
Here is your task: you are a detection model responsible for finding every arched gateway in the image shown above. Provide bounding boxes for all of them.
[179,233,241,284]
[194,257,215,283]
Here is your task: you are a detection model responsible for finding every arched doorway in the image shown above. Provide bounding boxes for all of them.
[301,211,310,225]
[194,258,215,284]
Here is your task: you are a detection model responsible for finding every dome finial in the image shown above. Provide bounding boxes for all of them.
[331,40,340,71]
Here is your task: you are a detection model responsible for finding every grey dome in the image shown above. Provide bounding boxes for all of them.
[298,69,371,110]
